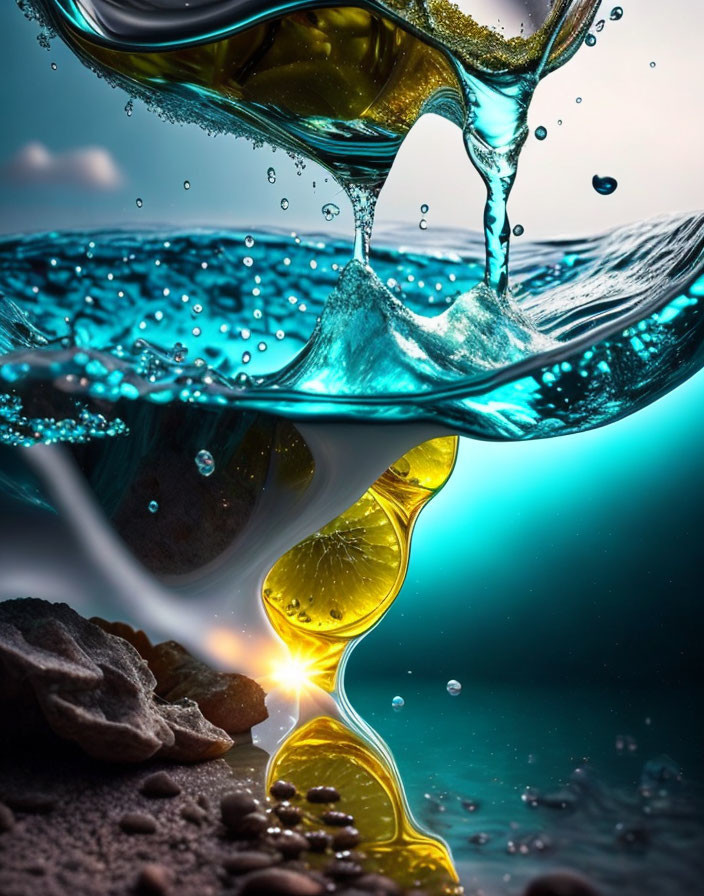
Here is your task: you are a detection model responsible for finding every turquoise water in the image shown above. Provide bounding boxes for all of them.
[2,216,704,444]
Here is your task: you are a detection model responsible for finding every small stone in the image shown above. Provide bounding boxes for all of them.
[305,830,332,852]
[325,859,364,880]
[355,873,402,894]
[221,790,260,828]
[239,867,325,895]
[140,771,181,798]
[223,851,281,874]
[180,803,207,825]
[238,811,270,838]
[523,871,602,896]
[137,862,173,895]
[4,792,56,814]
[321,810,354,827]
[270,780,297,800]
[266,830,309,858]
[274,803,303,827]
[119,811,157,834]
[306,785,340,804]
[333,826,361,850]
[0,802,15,832]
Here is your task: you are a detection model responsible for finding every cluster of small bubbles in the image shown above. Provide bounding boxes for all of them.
[195,449,215,477]
[615,734,638,754]
[267,167,276,184]
[37,30,52,50]
[322,202,340,222]
[148,500,159,514]
[244,234,255,248]
[535,125,548,140]
[512,224,525,237]
[391,695,405,710]
[610,6,623,21]
[585,33,597,47]
[183,180,191,190]
[125,99,134,117]
[135,198,143,208]
[592,174,618,195]
[446,679,462,696]
[280,198,289,210]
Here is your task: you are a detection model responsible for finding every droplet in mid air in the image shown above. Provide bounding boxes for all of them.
[650,61,657,68]
[446,679,462,696]
[135,198,143,208]
[125,99,133,117]
[267,167,276,184]
[391,695,405,710]
[420,203,429,214]
[595,19,605,32]
[535,126,548,140]
[280,198,289,210]
[610,6,624,21]
[419,218,428,230]
[322,202,340,222]
[148,500,159,514]
[585,34,597,47]
[592,174,618,195]
[512,224,525,237]
[50,61,57,70]
[244,234,255,248]
[183,180,190,190]
[195,449,215,477]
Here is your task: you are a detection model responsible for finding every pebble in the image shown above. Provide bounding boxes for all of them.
[239,867,325,895]
[140,772,182,798]
[333,826,361,850]
[274,803,303,827]
[223,850,281,874]
[4,792,56,813]
[325,859,364,880]
[220,790,260,829]
[180,802,207,825]
[355,873,402,894]
[235,811,270,838]
[306,785,340,804]
[0,802,15,832]
[523,871,602,896]
[119,811,157,834]
[321,810,354,827]
[136,863,173,896]
[305,829,332,852]
[266,829,309,858]
[270,780,298,800]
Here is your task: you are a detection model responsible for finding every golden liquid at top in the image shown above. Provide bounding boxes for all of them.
[268,714,461,894]
[262,436,458,691]
[66,7,461,182]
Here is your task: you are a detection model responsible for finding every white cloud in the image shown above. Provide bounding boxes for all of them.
[2,141,125,191]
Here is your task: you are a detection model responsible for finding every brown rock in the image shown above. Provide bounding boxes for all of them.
[306,786,340,804]
[220,790,260,829]
[94,620,268,736]
[355,873,402,895]
[305,830,332,852]
[523,872,602,896]
[119,811,158,835]
[0,599,232,762]
[0,802,15,832]
[270,780,297,800]
[274,803,303,827]
[333,826,361,850]
[140,771,181,798]
[223,851,281,874]
[239,867,325,895]
[136,862,173,895]
[265,830,309,858]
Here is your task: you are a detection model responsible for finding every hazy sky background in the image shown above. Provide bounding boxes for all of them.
[0,0,702,241]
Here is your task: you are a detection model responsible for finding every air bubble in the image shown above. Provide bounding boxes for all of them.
[245,234,255,248]
[50,62,57,70]
[446,679,462,696]
[322,202,340,221]
[391,696,405,710]
[183,180,190,190]
[148,500,159,514]
[267,167,276,183]
[136,198,143,208]
[195,449,215,477]
[280,198,289,210]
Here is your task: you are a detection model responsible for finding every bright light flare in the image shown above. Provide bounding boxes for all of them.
[270,654,317,693]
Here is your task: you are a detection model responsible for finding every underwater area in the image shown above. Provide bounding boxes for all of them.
[1,1,703,895]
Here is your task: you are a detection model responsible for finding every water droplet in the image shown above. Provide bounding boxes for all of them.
[585,33,597,47]
[280,198,289,210]
[242,351,251,364]
[195,449,215,477]
[50,62,57,70]
[244,234,255,248]
[610,6,623,21]
[535,126,548,140]
[148,500,159,514]
[595,18,605,32]
[419,218,428,231]
[446,679,462,696]
[557,119,563,126]
[420,203,429,214]
[135,198,143,208]
[322,202,340,221]
[649,61,656,68]
[243,256,253,267]
[391,696,405,710]
[592,174,618,195]
[512,224,524,237]
[576,96,583,104]
[267,167,276,184]
[183,180,190,190]
[125,99,134,117]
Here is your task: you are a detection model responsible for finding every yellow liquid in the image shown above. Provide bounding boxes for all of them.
[262,435,458,691]
[66,7,462,184]
[267,714,461,894]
